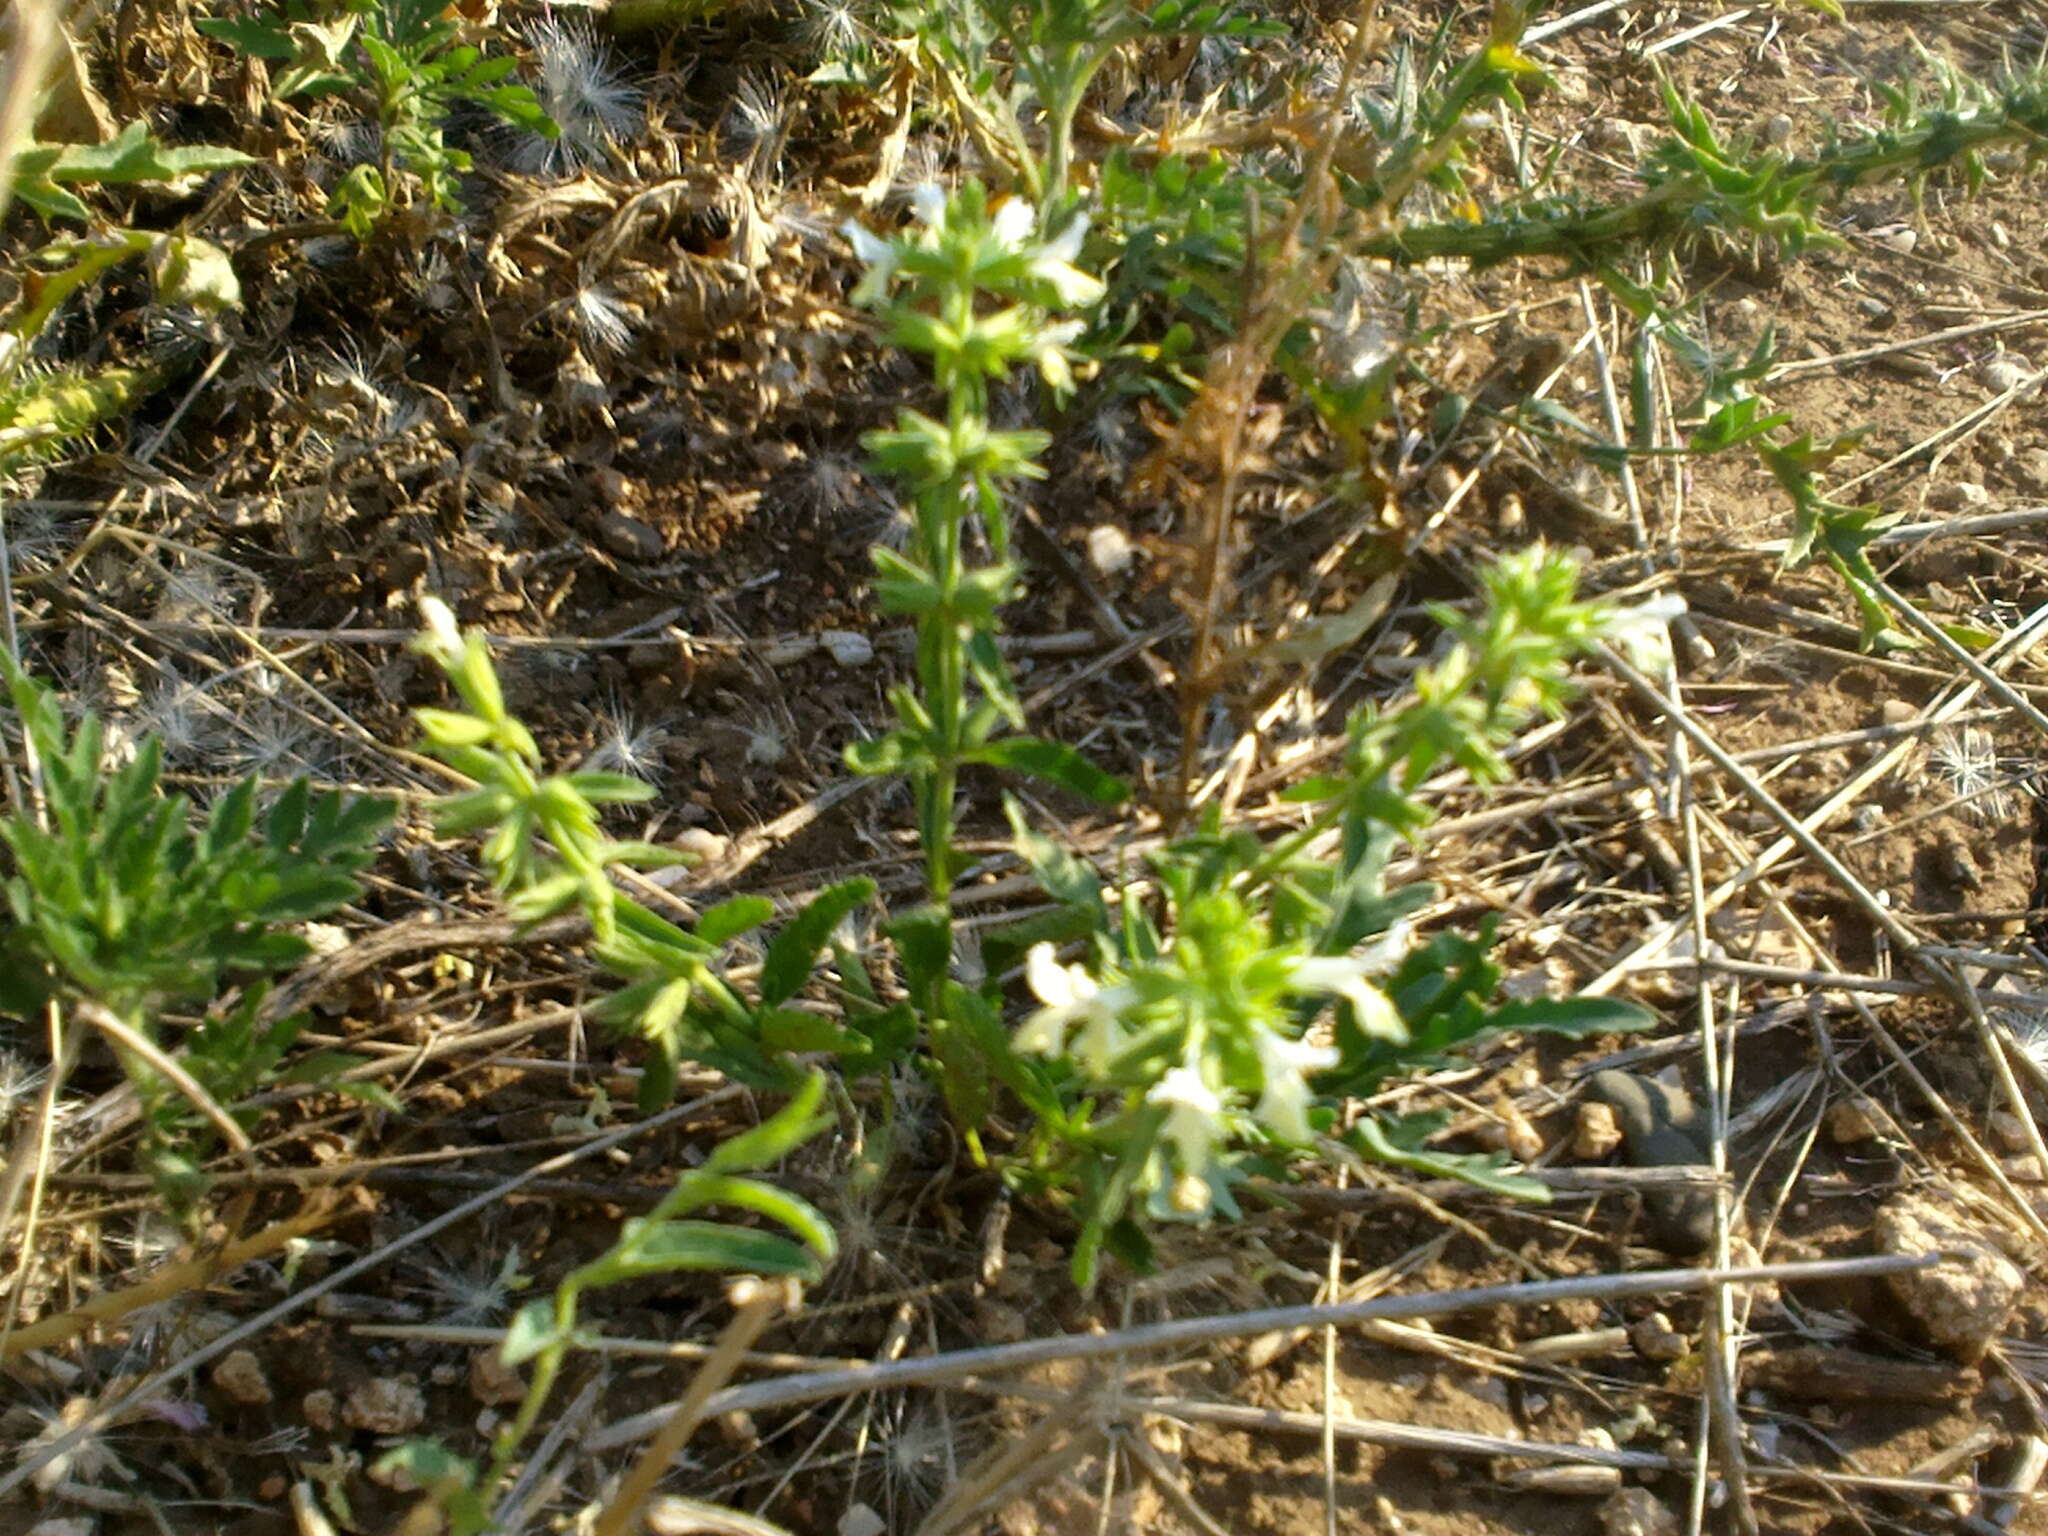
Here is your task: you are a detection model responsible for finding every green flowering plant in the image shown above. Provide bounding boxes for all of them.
[994,549,1664,1286]
[412,595,677,943]
[412,598,888,1110]
[841,182,1126,903]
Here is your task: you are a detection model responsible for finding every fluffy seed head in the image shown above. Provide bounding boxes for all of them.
[1928,724,2015,824]
[515,17,642,178]
[568,282,637,356]
[585,702,670,782]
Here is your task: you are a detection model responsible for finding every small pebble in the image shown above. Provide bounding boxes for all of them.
[1085,524,1136,577]
[821,629,873,667]
[1575,1100,1624,1160]
[1876,1194,2023,1362]
[1600,1486,1679,1536]
[1990,1111,2033,1154]
[1980,354,2033,393]
[302,1389,337,1432]
[211,1349,273,1406]
[1631,1312,1688,1362]
[595,510,665,563]
[470,1347,525,1406]
[343,1377,427,1436]
[1826,1094,1892,1145]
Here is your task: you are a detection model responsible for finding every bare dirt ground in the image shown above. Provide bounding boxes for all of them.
[9,1,2048,1533]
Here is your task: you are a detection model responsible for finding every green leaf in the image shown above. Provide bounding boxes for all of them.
[757,1007,857,1054]
[562,770,656,804]
[195,14,299,58]
[149,235,241,311]
[705,1071,833,1175]
[600,1219,822,1280]
[697,895,774,946]
[278,1049,373,1085]
[1348,1113,1550,1199]
[845,730,920,777]
[966,630,1024,730]
[760,878,876,1008]
[966,737,1128,804]
[885,905,952,1012]
[372,1440,480,1497]
[333,1080,404,1112]
[1481,995,1656,1038]
[499,1299,562,1366]
[1003,795,1102,913]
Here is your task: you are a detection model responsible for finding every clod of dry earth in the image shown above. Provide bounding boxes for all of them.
[1874,1193,2025,1364]
[1596,1487,1678,1536]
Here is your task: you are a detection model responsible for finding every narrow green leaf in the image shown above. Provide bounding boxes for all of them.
[697,895,774,947]
[759,878,876,1007]
[967,737,1127,804]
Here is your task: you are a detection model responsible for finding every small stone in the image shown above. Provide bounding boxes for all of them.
[673,827,728,863]
[1827,1094,1892,1145]
[1478,1102,1544,1161]
[1085,524,1136,577]
[595,510,665,562]
[302,1389,337,1431]
[1880,699,1918,726]
[470,1349,525,1406]
[26,1520,96,1536]
[1927,479,1991,512]
[1599,1487,1679,1536]
[210,1348,273,1406]
[1990,1111,2033,1154]
[1761,113,1793,147]
[1575,1100,1624,1160]
[1502,1463,1622,1494]
[1874,224,1919,255]
[820,630,873,667]
[1875,1194,2023,1362]
[1981,354,2033,393]
[1630,1312,1687,1362]
[342,1377,427,1436]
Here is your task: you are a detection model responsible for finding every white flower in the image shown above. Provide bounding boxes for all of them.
[910,183,948,228]
[1016,943,1135,1074]
[1041,211,1087,266]
[1355,919,1413,976]
[1252,1031,1339,1143]
[1602,592,1687,677]
[1148,1066,1222,1170]
[418,594,463,660]
[1030,319,1088,391]
[1285,955,1407,1041]
[1028,225,1104,307]
[842,219,902,307]
[991,195,1034,249]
